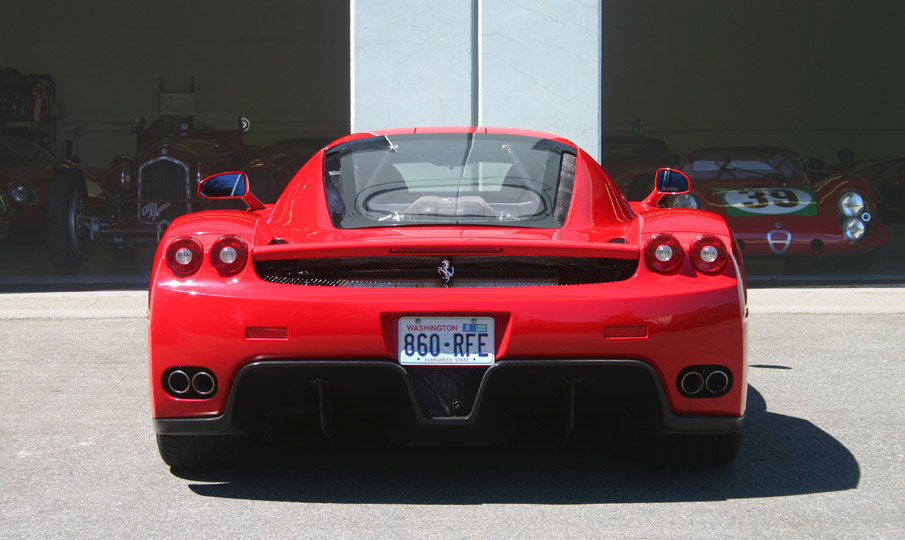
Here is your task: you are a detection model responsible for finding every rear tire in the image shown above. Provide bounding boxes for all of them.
[638,432,741,467]
[156,434,259,469]
[47,172,89,275]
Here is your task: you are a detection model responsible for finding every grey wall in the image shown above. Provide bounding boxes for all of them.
[352,0,602,159]
[0,0,350,167]
[602,0,905,163]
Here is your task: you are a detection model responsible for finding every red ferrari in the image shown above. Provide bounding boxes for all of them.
[148,127,748,468]
[677,147,889,271]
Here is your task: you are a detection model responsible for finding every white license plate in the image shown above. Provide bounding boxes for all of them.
[397,317,495,366]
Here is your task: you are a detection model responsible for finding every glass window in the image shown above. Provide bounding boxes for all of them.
[323,133,575,229]
[682,149,805,182]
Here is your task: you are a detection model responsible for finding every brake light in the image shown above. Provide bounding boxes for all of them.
[644,233,683,273]
[690,235,729,274]
[165,237,203,277]
[210,235,248,276]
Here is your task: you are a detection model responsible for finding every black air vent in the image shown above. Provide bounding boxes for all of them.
[254,255,637,287]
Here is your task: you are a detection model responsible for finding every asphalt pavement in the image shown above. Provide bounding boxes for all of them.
[1,287,904,539]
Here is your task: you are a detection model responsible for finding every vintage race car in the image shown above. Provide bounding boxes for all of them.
[0,136,104,243]
[601,136,678,201]
[148,127,748,469]
[827,156,905,225]
[46,112,280,274]
[676,147,890,271]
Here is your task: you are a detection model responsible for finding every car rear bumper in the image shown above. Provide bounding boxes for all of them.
[153,358,743,444]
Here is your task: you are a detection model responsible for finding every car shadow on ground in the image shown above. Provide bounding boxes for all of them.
[176,385,859,504]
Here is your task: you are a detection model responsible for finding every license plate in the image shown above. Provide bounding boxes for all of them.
[397,317,495,366]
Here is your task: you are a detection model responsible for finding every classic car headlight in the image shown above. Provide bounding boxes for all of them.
[838,191,865,217]
[669,193,700,209]
[8,182,37,206]
[842,218,867,242]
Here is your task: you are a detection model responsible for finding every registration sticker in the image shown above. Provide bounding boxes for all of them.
[717,187,817,217]
[398,317,495,366]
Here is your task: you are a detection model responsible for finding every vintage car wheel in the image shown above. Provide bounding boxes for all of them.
[47,172,89,275]
[638,432,741,467]
[156,434,259,469]
[832,251,875,273]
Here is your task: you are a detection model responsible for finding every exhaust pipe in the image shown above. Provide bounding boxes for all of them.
[705,370,730,394]
[680,371,704,395]
[167,370,191,395]
[191,371,216,396]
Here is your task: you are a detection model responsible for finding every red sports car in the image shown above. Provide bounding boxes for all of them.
[676,147,889,271]
[148,127,748,469]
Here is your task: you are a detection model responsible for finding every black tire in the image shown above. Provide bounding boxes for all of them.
[832,250,875,273]
[47,172,89,275]
[156,434,259,469]
[637,432,741,467]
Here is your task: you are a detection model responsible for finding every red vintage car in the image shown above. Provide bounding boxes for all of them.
[676,147,889,271]
[827,156,905,225]
[148,127,748,469]
[46,112,280,274]
[0,136,104,242]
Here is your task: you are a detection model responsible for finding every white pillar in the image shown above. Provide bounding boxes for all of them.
[351,0,601,159]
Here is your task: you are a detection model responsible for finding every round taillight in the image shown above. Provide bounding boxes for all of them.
[165,237,203,277]
[690,235,729,274]
[210,235,248,276]
[644,233,683,273]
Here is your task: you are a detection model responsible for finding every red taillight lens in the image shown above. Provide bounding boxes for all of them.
[210,235,248,276]
[165,237,203,277]
[644,233,683,273]
[690,235,729,274]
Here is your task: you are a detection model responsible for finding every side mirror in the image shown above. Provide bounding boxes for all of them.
[199,172,247,198]
[198,171,266,211]
[655,168,690,193]
[639,168,691,207]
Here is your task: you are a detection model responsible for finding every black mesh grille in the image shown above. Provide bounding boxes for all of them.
[254,255,638,287]
[406,367,487,418]
[137,158,191,223]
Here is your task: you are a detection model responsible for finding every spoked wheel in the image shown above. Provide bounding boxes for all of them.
[47,172,89,275]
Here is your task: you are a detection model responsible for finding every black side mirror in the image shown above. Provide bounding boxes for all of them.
[199,172,248,198]
[837,148,855,163]
[808,158,825,170]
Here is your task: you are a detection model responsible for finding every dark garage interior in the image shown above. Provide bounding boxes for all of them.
[1,0,903,290]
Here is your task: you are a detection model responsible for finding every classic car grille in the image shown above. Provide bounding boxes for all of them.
[254,255,638,287]
[137,157,191,224]
[406,367,486,418]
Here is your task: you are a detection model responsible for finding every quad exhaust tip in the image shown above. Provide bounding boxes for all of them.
[163,367,217,399]
[677,366,732,398]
